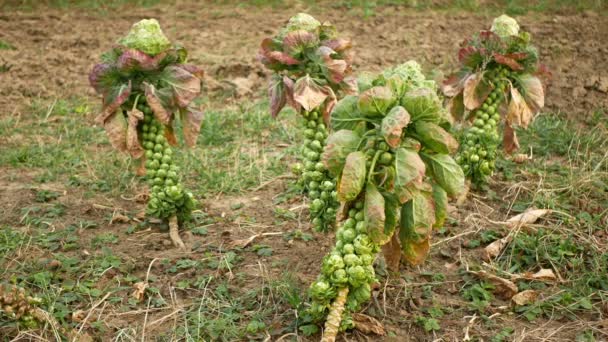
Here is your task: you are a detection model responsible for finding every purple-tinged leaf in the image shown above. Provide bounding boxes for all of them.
[493,52,524,71]
[381,106,411,148]
[365,182,389,245]
[293,75,328,111]
[89,63,113,94]
[259,38,300,67]
[179,64,205,79]
[357,86,394,118]
[116,49,165,71]
[342,76,358,95]
[321,86,337,126]
[394,148,425,204]
[317,46,348,84]
[283,30,318,55]
[126,108,145,158]
[269,75,286,118]
[95,80,132,124]
[161,65,202,108]
[322,38,351,53]
[282,76,301,112]
[337,151,366,202]
[180,106,204,147]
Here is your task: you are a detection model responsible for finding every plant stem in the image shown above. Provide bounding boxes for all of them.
[168,215,186,250]
[321,287,349,342]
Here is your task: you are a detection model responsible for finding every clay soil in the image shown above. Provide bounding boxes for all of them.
[0,1,606,341]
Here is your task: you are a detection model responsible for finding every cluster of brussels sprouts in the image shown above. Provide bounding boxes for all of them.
[138,102,196,222]
[308,198,379,330]
[292,109,339,232]
[456,66,511,185]
[0,284,42,329]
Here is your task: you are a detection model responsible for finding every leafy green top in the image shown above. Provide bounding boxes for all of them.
[442,15,549,152]
[117,19,171,56]
[258,13,356,122]
[324,62,465,266]
[89,19,204,157]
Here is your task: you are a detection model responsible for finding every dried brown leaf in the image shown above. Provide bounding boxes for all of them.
[131,282,148,302]
[463,72,492,110]
[503,122,520,154]
[103,112,128,153]
[506,87,533,128]
[381,233,401,273]
[511,290,538,306]
[352,313,386,336]
[126,108,145,158]
[181,107,204,147]
[484,236,512,261]
[293,75,328,112]
[110,213,130,224]
[144,83,171,125]
[506,209,552,228]
[471,271,518,299]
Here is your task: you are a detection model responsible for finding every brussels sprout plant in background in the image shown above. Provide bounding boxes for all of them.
[258,13,357,232]
[303,62,465,340]
[443,14,548,187]
[89,19,204,249]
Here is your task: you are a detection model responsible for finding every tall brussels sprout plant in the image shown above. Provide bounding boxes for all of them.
[89,19,204,249]
[258,13,357,232]
[443,15,548,187]
[304,62,465,340]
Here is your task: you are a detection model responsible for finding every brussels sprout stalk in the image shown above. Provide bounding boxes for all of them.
[89,19,204,249]
[444,15,547,188]
[259,13,356,232]
[305,62,465,337]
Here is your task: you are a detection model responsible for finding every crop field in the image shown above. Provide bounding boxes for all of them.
[0,1,607,341]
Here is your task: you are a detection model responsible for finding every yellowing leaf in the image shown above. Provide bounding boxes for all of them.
[181,107,204,147]
[519,74,545,114]
[394,148,425,204]
[381,233,401,273]
[337,152,367,202]
[103,112,128,153]
[399,190,435,266]
[506,86,533,128]
[365,183,388,245]
[381,106,410,148]
[293,75,328,112]
[463,72,492,110]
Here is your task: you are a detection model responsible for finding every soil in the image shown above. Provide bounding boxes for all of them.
[0,1,606,341]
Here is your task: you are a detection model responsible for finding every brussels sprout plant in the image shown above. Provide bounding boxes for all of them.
[258,13,357,232]
[443,15,548,187]
[304,62,465,340]
[89,19,204,249]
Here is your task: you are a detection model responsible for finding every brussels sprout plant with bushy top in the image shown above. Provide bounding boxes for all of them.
[302,62,465,341]
[258,13,357,232]
[443,14,548,187]
[89,19,204,249]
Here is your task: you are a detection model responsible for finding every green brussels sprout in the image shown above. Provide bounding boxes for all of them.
[343,253,361,266]
[354,235,374,255]
[156,169,167,178]
[322,254,345,275]
[309,190,320,199]
[310,140,323,151]
[315,162,326,172]
[310,279,336,302]
[342,228,356,243]
[360,254,374,266]
[352,283,371,303]
[304,129,316,138]
[355,221,367,233]
[347,265,368,287]
[342,243,355,254]
[331,269,349,285]
[344,218,356,229]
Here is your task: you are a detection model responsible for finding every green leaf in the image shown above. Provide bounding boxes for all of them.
[330,95,364,131]
[399,189,435,265]
[394,148,426,204]
[413,121,459,154]
[383,192,400,237]
[365,182,388,245]
[322,130,361,176]
[381,106,411,148]
[338,151,367,202]
[357,86,395,118]
[400,88,442,123]
[420,153,465,197]
[432,183,447,229]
